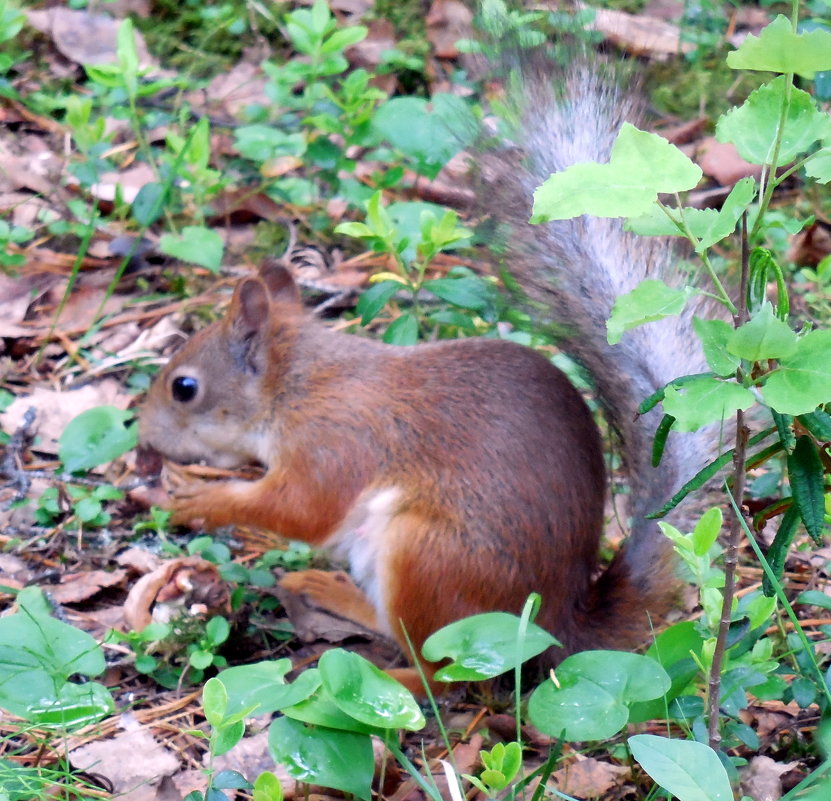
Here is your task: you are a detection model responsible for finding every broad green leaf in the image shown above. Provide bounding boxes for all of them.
[282,678,381,735]
[528,651,670,741]
[422,611,557,682]
[762,329,831,414]
[423,276,495,311]
[202,676,228,728]
[356,280,401,324]
[726,15,831,78]
[320,26,368,54]
[787,436,826,544]
[693,317,740,377]
[59,406,137,473]
[372,94,477,178]
[253,772,284,801]
[383,312,419,345]
[727,303,798,361]
[662,376,755,432]
[234,126,306,162]
[268,716,373,800]
[626,205,712,238]
[694,177,756,251]
[319,649,425,730]
[0,587,108,722]
[532,123,702,222]
[628,735,733,801]
[132,182,166,226]
[796,590,831,610]
[628,621,704,723]
[159,226,224,273]
[26,681,114,729]
[217,660,319,717]
[692,507,723,556]
[716,77,831,166]
[211,719,245,757]
[607,279,689,345]
[805,147,831,184]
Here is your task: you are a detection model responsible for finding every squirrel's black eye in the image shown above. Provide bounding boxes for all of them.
[171,376,199,403]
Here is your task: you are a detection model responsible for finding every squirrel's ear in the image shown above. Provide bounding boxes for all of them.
[259,260,301,305]
[227,277,270,353]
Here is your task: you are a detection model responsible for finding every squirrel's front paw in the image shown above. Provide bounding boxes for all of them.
[169,483,212,527]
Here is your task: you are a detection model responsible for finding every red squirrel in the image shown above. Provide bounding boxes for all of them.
[138,64,719,690]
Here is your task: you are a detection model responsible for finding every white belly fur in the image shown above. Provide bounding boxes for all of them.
[327,487,402,636]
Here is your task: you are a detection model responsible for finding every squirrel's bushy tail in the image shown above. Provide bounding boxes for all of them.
[479,60,724,631]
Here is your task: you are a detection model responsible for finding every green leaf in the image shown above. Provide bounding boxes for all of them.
[422,611,558,682]
[318,649,425,730]
[372,94,477,178]
[796,590,831,610]
[320,26,368,54]
[662,376,755,432]
[213,771,252,791]
[234,126,306,162]
[762,329,831,414]
[217,661,319,717]
[59,406,137,473]
[628,621,704,723]
[628,735,733,801]
[694,177,756,251]
[253,772,284,801]
[0,587,109,723]
[527,651,670,741]
[132,182,166,226]
[726,15,831,78]
[212,719,245,757]
[383,312,419,345]
[805,147,831,184]
[532,123,702,222]
[691,507,723,556]
[423,276,495,311]
[606,279,690,345]
[159,226,224,273]
[693,317,741,377]
[762,504,800,596]
[798,409,831,440]
[727,304,798,361]
[716,77,831,166]
[356,280,401,324]
[787,436,826,544]
[268,716,373,800]
[202,677,228,728]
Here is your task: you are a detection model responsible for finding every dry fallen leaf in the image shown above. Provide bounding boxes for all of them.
[740,755,798,801]
[26,7,155,68]
[697,137,763,187]
[70,725,181,801]
[45,568,128,604]
[589,7,696,57]
[1,379,134,455]
[553,755,631,798]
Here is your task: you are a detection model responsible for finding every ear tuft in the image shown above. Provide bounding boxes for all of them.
[259,260,301,305]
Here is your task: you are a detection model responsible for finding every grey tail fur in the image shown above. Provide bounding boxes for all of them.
[478,60,727,587]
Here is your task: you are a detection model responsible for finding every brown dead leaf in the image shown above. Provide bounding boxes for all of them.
[89,162,156,205]
[191,62,269,119]
[0,272,57,337]
[589,7,696,58]
[347,18,396,69]
[45,568,128,604]
[426,0,474,59]
[740,755,798,801]
[1,379,133,455]
[26,7,155,69]
[788,222,831,267]
[552,755,631,798]
[70,725,181,800]
[117,546,163,575]
[122,556,228,631]
[697,137,762,187]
